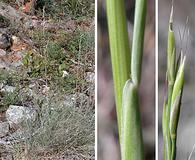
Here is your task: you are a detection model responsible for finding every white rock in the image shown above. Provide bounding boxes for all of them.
[29,83,36,88]
[65,93,89,107]
[12,36,20,44]
[42,85,50,95]
[0,60,7,69]
[0,83,4,89]
[12,52,23,67]
[62,70,69,78]
[0,121,9,137]
[75,92,88,101]
[86,72,95,83]
[0,49,6,56]
[64,95,75,107]
[6,105,37,128]
[1,85,16,93]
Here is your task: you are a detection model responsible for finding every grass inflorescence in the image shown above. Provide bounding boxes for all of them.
[162,6,186,160]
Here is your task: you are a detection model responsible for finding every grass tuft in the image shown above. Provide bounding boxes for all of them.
[8,96,94,159]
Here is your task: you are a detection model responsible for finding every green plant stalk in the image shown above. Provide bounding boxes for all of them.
[107,0,146,159]
[162,99,167,160]
[131,0,147,85]
[169,57,185,160]
[121,0,146,159]
[121,80,144,160]
[165,85,174,160]
[163,7,175,160]
[106,0,131,137]
[163,66,174,160]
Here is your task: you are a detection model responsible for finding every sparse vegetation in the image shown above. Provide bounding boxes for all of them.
[0,0,94,159]
[0,90,22,111]
[9,97,94,159]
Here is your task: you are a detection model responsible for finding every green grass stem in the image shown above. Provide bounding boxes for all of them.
[131,0,147,85]
[106,0,146,159]
[106,0,131,137]
[121,80,144,160]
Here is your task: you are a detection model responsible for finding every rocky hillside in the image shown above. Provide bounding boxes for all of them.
[0,1,95,159]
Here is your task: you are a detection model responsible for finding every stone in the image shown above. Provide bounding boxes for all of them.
[85,72,95,95]
[6,105,37,128]
[1,85,16,93]
[86,72,95,83]
[64,93,89,108]
[62,70,69,78]
[0,60,7,69]
[64,95,75,107]
[0,121,9,137]
[0,143,7,156]
[42,85,50,95]
[0,33,12,50]
[0,49,6,56]
[11,51,23,67]
[0,83,4,89]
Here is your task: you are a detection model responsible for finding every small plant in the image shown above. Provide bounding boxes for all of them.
[106,0,146,159]
[34,0,94,19]
[2,91,20,105]
[0,15,10,28]
[0,70,20,86]
[58,0,94,18]
[30,29,52,48]
[46,42,65,62]
[67,30,95,57]
[9,97,94,159]
[162,6,186,160]
[0,90,22,111]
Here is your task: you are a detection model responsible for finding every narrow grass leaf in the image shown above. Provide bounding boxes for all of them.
[171,56,185,105]
[121,80,144,160]
[167,6,176,84]
[131,0,147,85]
[106,0,131,136]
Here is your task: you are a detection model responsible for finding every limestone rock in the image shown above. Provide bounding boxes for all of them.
[0,121,9,137]
[6,105,37,128]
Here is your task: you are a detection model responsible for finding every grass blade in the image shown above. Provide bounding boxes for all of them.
[121,0,146,159]
[131,0,147,85]
[107,0,146,159]
[121,80,144,160]
[106,0,131,137]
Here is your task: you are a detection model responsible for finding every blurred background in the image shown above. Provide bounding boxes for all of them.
[159,0,195,159]
[98,0,155,159]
